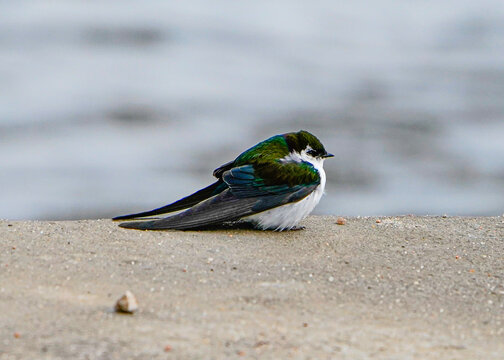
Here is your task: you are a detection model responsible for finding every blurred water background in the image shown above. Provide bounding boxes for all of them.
[1,1,504,220]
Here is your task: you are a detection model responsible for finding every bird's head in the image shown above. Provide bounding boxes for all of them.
[284,130,334,162]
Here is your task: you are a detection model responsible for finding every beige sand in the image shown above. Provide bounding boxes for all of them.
[1,216,503,359]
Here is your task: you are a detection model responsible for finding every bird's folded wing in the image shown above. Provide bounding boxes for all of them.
[119,189,256,230]
[119,161,320,230]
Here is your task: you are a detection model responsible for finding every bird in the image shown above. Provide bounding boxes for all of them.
[113,130,333,231]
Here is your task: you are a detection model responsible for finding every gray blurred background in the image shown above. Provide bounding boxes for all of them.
[1,1,504,220]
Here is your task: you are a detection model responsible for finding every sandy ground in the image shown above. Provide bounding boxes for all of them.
[0,216,503,360]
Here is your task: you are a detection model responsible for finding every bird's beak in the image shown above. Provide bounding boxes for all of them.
[323,153,334,158]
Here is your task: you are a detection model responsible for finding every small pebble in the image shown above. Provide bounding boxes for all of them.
[164,345,172,352]
[115,290,138,314]
[14,332,20,338]
[254,341,269,348]
[376,219,381,223]
[336,217,346,225]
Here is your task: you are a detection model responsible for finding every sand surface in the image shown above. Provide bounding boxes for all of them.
[1,216,503,359]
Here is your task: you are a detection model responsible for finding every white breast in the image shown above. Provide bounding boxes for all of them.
[243,152,326,231]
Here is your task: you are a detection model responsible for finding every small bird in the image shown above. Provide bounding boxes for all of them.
[114,130,333,231]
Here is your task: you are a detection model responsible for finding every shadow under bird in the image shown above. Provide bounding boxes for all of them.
[113,130,333,231]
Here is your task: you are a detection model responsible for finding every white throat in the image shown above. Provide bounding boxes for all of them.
[282,148,327,193]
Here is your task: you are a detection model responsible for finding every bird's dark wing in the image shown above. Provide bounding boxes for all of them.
[118,162,320,230]
[118,189,257,230]
[113,180,227,221]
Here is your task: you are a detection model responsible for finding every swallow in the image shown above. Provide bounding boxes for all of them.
[113,130,333,230]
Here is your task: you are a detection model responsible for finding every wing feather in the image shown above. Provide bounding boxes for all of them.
[118,160,321,230]
[119,190,256,230]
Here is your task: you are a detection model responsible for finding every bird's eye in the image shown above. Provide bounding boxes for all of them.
[307,149,318,156]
